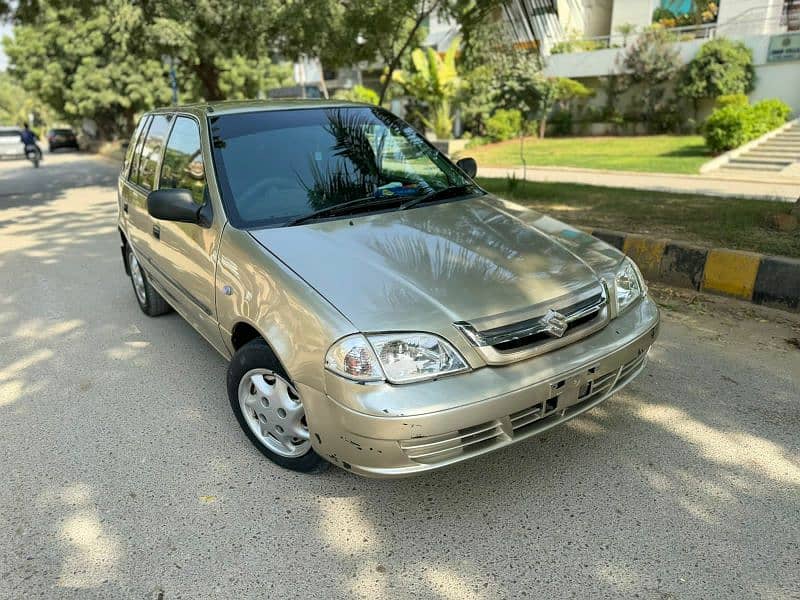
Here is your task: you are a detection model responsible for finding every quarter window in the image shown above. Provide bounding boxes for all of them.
[123,116,149,179]
[128,115,151,184]
[159,117,206,205]
[134,114,172,191]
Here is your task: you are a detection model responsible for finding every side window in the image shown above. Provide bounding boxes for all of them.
[134,114,172,191]
[123,116,149,178]
[127,115,151,183]
[158,117,206,205]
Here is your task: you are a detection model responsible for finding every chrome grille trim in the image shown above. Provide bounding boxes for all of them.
[455,283,610,365]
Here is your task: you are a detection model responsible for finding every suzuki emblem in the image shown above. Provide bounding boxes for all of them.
[542,309,568,338]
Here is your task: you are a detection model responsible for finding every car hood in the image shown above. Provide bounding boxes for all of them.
[249,195,619,333]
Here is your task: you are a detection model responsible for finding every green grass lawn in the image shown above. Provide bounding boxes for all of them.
[477,178,800,258]
[463,135,710,174]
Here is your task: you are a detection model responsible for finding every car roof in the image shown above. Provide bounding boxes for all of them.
[147,99,368,119]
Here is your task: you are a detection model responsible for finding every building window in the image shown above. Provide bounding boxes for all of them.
[786,0,800,31]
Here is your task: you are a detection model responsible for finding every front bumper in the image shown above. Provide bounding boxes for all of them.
[299,295,660,478]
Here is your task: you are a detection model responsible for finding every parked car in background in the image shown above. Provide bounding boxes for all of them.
[117,100,659,478]
[0,127,25,159]
[47,128,79,152]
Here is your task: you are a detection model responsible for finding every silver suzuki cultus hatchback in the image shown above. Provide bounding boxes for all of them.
[117,100,659,477]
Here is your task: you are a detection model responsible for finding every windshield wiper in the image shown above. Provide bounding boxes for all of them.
[400,184,478,211]
[284,194,404,227]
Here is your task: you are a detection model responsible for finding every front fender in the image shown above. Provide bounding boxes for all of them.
[215,226,355,390]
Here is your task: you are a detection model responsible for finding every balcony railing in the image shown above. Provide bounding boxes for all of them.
[546,8,791,57]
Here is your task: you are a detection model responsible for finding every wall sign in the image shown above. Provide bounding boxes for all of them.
[767,33,800,62]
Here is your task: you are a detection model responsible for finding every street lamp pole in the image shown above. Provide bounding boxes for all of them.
[167,56,179,106]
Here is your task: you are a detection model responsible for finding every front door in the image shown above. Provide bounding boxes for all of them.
[149,115,226,353]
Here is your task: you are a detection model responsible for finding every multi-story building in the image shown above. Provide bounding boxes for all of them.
[503,0,800,116]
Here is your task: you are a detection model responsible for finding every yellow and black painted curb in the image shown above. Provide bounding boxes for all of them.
[591,229,800,313]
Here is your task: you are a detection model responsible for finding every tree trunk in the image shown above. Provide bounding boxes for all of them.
[538,118,546,139]
[317,59,330,99]
[377,0,441,105]
[195,61,223,101]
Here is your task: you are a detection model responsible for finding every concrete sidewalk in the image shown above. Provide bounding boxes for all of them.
[478,165,800,202]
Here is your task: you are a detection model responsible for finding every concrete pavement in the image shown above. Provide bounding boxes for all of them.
[1,153,799,599]
[478,165,800,202]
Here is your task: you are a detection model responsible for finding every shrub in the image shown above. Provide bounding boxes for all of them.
[679,38,755,102]
[702,97,791,153]
[550,111,573,136]
[550,38,605,54]
[716,93,749,108]
[753,98,791,124]
[485,109,522,142]
[332,84,380,105]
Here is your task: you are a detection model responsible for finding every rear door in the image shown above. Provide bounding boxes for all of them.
[124,114,173,266]
[119,115,150,234]
[150,115,225,350]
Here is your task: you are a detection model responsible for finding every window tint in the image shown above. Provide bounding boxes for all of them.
[159,117,205,205]
[134,114,172,191]
[123,117,149,178]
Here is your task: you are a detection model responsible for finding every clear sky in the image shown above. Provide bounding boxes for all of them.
[0,22,11,71]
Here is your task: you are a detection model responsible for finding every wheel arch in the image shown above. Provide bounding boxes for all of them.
[229,321,293,381]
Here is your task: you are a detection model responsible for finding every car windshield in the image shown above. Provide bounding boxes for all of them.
[209,106,476,228]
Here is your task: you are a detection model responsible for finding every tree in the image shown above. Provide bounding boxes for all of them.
[617,26,682,132]
[679,38,755,107]
[0,72,51,126]
[392,40,461,139]
[3,0,294,137]
[308,0,504,105]
[143,0,286,101]
[5,1,173,137]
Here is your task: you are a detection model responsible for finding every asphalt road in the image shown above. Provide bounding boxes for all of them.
[1,152,799,600]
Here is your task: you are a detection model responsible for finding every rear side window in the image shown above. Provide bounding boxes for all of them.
[123,117,149,177]
[133,114,172,191]
[159,117,206,205]
[128,116,151,184]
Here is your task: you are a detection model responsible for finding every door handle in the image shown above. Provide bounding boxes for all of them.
[123,202,128,213]
[152,224,160,239]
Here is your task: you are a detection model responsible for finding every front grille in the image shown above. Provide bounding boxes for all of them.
[455,283,610,365]
[399,350,648,465]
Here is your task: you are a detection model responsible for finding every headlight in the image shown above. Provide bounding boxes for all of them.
[325,333,469,384]
[615,258,646,314]
[368,333,469,383]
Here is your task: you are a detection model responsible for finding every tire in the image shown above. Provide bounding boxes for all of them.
[227,338,328,474]
[126,245,171,317]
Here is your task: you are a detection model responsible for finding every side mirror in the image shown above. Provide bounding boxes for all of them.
[147,189,200,224]
[456,157,477,179]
